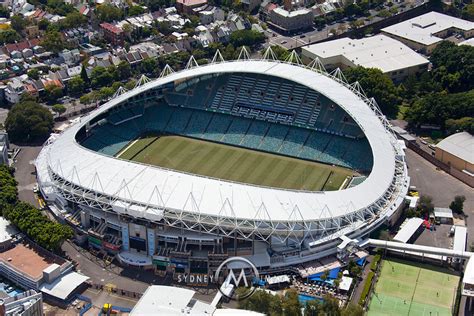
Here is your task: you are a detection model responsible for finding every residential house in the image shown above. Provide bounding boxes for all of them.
[59,49,81,66]
[227,13,247,32]
[176,0,207,15]
[268,6,314,33]
[100,23,125,46]
[25,25,40,39]
[5,78,25,104]
[241,0,262,12]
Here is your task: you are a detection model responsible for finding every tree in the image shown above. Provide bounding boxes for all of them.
[281,289,301,316]
[10,15,26,33]
[99,87,114,100]
[27,68,40,80]
[129,5,145,16]
[0,165,18,209]
[462,4,474,21]
[52,104,66,117]
[80,65,90,86]
[90,66,114,89]
[156,21,173,36]
[304,300,322,316]
[116,61,132,80]
[5,101,54,143]
[38,19,50,31]
[46,0,75,15]
[267,45,289,61]
[61,11,87,29]
[0,5,9,18]
[125,79,136,91]
[96,4,124,22]
[430,42,474,93]
[0,29,20,45]
[44,84,63,104]
[321,294,340,316]
[67,76,86,96]
[405,90,474,130]
[3,201,73,251]
[237,288,282,315]
[341,303,364,316]
[320,270,329,281]
[445,117,474,135]
[344,66,400,117]
[418,195,434,214]
[41,30,66,53]
[229,29,265,47]
[79,94,92,105]
[450,195,466,214]
[140,57,158,76]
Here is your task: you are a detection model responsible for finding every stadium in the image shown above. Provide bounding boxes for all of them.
[35,52,409,273]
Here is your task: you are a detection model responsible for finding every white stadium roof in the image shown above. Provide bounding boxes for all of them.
[382,11,474,46]
[302,35,429,73]
[35,60,408,240]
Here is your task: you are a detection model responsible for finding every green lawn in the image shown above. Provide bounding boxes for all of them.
[368,259,460,316]
[117,134,354,191]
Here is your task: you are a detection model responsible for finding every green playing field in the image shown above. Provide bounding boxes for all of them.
[116,134,355,191]
[368,259,460,316]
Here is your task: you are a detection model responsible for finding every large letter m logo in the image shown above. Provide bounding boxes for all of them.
[227,268,248,287]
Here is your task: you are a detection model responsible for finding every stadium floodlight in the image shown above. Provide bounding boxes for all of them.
[262,46,277,61]
[329,68,348,84]
[211,49,225,64]
[237,46,250,60]
[307,57,326,74]
[185,55,199,70]
[349,81,368,100]
[134,75,151,88]
[112,86,128,99]
[160,64,174,78]
[285,50,302,65]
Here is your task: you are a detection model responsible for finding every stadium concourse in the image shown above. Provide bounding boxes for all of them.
[34,50,409,279]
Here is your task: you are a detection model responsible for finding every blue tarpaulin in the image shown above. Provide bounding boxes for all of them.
[328,267,340,279]
[308,267,340,283]
[356,257,366,266]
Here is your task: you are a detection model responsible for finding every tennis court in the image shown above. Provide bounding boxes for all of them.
[117,134,354,191]
[368,259,460,316]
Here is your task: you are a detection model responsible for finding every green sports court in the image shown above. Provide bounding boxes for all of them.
[368,259,460,316]
[117,134,355,191]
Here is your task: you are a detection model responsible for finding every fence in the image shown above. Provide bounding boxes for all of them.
[407,142,473,187]
[89,282,143,300]
[77,294,92,316]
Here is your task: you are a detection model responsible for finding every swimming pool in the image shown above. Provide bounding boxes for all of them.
[298,294,324,305]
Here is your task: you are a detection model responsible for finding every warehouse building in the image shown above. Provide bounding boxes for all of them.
[301,35,429,81]
[435,132,473,182]
[381,11,474,54]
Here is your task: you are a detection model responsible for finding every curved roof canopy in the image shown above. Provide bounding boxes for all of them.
[36,61,402,224]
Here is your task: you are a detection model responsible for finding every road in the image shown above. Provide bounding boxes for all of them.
[265,1,423,50]
[12,145,41,208]
[406,149,474,243]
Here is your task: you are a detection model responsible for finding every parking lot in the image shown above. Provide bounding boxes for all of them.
[414,224,454,249]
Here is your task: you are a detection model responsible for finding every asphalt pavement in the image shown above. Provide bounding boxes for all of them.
[406,149,474,244]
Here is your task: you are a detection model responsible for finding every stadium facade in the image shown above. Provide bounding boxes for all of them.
[35,51,409,275]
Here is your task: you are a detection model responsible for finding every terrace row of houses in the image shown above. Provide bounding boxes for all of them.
[1,40,174,104]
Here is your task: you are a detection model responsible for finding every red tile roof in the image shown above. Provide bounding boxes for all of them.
[100,23,123,35]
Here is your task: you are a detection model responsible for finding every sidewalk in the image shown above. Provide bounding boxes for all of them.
[351,255,373,305]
